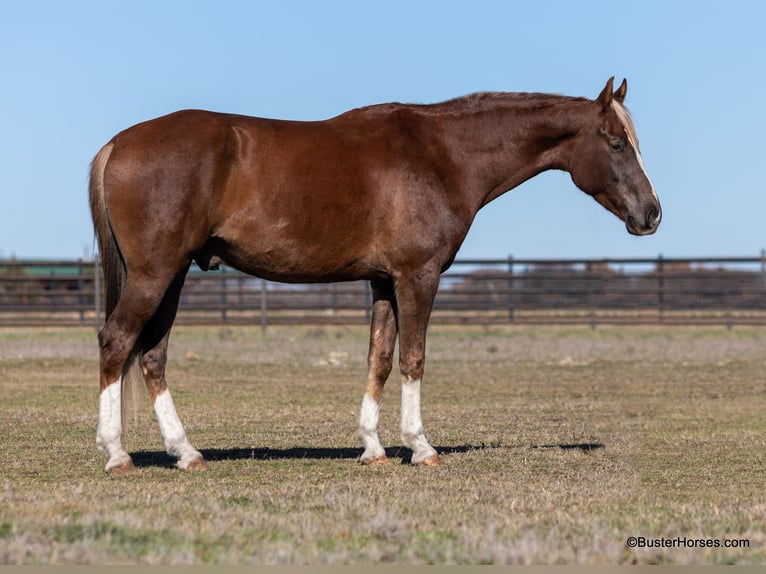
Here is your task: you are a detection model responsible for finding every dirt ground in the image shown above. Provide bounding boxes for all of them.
[1,324,765,564]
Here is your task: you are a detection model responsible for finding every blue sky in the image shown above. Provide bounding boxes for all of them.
[1,1,764,261]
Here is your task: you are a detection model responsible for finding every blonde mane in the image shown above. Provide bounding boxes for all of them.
[614,102,639,150]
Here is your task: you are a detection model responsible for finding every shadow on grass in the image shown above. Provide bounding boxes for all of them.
[131,445,480,468]
[131,442,603,468]
[532,442,604,452]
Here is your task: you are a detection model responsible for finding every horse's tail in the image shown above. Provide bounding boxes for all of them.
[89,142,123,319]
[89,142,141,422]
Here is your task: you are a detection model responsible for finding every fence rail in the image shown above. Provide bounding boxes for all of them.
[2,255,766,329]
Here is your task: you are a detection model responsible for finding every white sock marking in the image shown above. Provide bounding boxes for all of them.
[153,389,202,469]
[96,378,131,470]
[359,392,385,461]
[400,377,437,463]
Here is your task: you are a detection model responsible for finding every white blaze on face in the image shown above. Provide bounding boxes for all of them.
[614,102,659,205]
[632,144,659,206]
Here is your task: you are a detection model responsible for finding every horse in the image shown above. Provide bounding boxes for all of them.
[89,77,660,473]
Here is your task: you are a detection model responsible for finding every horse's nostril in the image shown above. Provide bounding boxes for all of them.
[646,206,661,227]
[627,206,660,236]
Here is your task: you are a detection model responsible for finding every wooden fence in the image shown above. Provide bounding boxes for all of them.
[1,255,766,329]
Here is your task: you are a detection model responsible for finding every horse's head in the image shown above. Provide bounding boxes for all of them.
[568,77,661,236]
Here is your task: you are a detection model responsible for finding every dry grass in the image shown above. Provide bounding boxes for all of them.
[1,324,765,564]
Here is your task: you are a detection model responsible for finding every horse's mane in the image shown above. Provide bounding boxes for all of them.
[612,101,639,149]
[351,91,640,147]
[352,91,589,117]
[428,92,639,147]
[428,91,589,113]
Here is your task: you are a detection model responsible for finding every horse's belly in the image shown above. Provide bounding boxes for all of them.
[201,233,379,284]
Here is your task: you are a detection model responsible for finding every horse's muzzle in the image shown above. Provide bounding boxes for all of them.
[626,204,661,236]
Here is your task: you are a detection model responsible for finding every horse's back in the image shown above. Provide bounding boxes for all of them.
[99,106,457,283]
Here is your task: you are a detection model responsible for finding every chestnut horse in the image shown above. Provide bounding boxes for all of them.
[90,77,660,473]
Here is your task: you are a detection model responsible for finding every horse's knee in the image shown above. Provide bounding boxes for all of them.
[370,349,394,379]
[399,354,425,382]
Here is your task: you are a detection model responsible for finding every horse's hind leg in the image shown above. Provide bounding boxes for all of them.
[139,270,206,471]
[97,275,173,473]
[358,280,397,465]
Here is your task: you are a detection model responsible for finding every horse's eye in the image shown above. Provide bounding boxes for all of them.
[610,140,626,153]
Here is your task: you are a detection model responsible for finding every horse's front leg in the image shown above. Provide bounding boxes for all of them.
[358,280,398,465]
[394,268,441,466]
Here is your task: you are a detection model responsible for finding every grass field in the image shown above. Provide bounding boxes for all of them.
[1,324,765,564]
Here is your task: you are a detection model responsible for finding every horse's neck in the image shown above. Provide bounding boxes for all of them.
[436,98,588,209]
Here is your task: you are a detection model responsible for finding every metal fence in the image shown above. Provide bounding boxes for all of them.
[2,255,766,329]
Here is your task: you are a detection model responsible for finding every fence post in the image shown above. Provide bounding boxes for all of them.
[94,254,102,331]
[260,278,268,334]
[77,258,85,325]
[220,265,228,323]
[507,255,515,322]
[657,253,665,322]
[585,261,596,330]
[364,282,372,321]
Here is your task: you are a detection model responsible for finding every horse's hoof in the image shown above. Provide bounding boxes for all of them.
[105,459,136,474]
[180,456,208,471]
[420,454,441,466]
[361,455,391,466]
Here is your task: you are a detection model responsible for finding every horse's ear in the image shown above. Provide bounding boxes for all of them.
[598,76,615,111]
[614,78,627,104]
